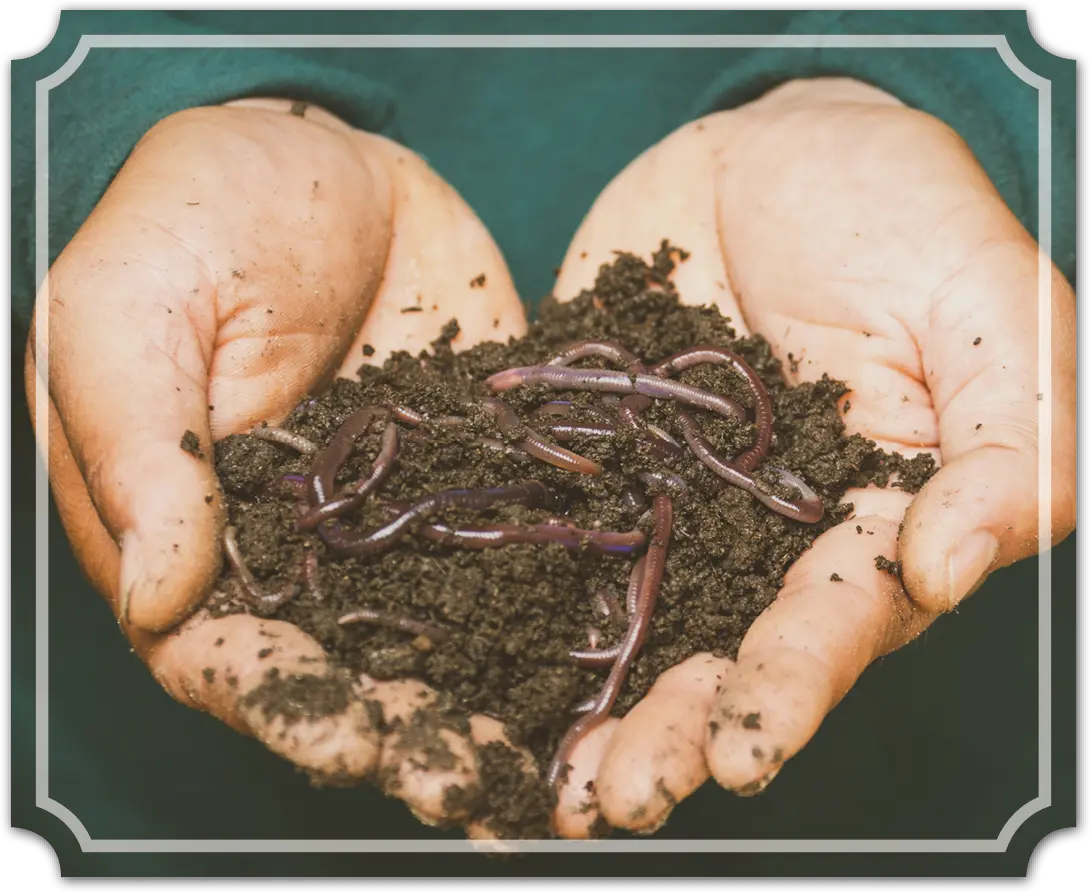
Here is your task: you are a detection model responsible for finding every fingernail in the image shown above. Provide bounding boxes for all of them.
[118,532,144,625]
[733,765,781,797]
[947,529,999,610]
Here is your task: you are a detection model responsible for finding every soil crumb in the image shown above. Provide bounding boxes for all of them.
[210,242,934,838]
[875,556,904,579]
[180,429,204,460]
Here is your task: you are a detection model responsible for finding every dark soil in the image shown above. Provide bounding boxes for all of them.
[208,243,934,839]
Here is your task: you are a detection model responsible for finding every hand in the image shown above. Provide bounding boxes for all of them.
[547,77,1076,836]
[25,99,534,834]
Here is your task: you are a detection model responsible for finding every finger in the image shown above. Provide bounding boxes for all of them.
[27,342,119,607]
[552,718,620,839]
[34,232,224,633]
[900,251,1076,612]
[26,347,165,656]
[553,114,749,323]
[707,505,935,792]
[360,674,606,840]
[344,133,527,370]
[360,678,480,826]
[147,612,381,780]
[596,655,728,833]
[464,715,544,840]
[356,674,545,834]
[36,105,394,631]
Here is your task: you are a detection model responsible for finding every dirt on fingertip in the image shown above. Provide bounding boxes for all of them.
[208,242,935,839]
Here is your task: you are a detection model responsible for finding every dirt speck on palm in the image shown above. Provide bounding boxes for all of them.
[210,243,934,838]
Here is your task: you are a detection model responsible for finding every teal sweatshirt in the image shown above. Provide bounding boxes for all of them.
[10,9,1076,331]
[10,9,1075,875]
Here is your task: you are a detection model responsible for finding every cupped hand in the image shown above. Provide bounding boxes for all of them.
[548,77,1076,836]
[25,99,533,833]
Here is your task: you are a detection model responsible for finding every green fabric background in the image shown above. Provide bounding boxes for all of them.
[10,8,1076,876]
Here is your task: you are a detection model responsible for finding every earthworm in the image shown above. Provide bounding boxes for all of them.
[388,404,425,427]
[547,340,646,375]
[548,495,673,789]
[338,608,451,644]
[487,366,637,393]
[634,374,747,422]
[651,346,773,472]
[569,642,624,668]
[302,548,322,600]
[568,556,645,667]
[297,422,400,530]
[306,405,390,506]
[223,525,299,614]
[389,404,469,429]
[757,466,826,524]
[319,482,553,558]
[250,424,318,455]
[585,626,603,650]
[571,697,596,715]
[530,400,616,440]
[539,421,618,441]
[676,411,823,523]
[486,366,746,424]
[379,500,621,553]
[416,521,646,556]
[480,397,601,475]
[625,555,647,617]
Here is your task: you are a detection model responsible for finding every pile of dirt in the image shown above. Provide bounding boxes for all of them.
[207,243,934,838]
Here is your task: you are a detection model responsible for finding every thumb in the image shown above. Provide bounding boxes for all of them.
[37,231,225,632]
[900,241,1076,613]
[35,103,395,633]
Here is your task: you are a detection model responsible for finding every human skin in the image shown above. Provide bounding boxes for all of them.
[25,79,1075,838]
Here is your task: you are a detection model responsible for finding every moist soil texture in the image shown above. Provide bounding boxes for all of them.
[208,243,935,839]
